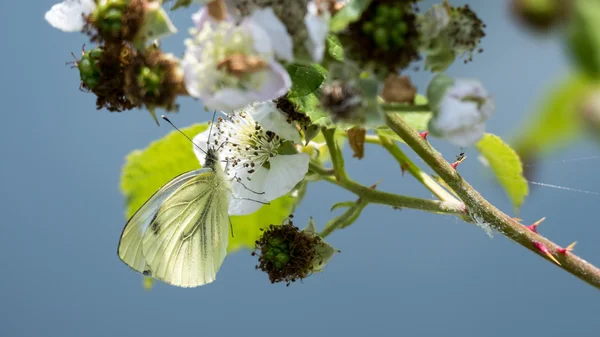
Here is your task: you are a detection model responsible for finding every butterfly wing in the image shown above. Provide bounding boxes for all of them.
[140,170,230,287]
[117,169,209,274]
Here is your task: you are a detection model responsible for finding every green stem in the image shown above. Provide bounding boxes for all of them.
[320,199,369,238]
[309,162,466,216]
[381,103,430,113]
[385,112,600,290]
[376,133,458,202]
[322,127,348,181]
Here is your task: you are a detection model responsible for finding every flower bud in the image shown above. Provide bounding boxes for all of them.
[75,43,138,112]
[319,63,383,128]
[124,46,185,113]
[340,0,420,75]
[418,3,485,71]
[253,217,338,285]
[511,0,570,31]
[426,74,494,147]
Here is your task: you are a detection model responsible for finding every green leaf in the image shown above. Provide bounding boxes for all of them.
[327,34,344,61]
[288,92,333,127]
[567,0,600,77]
[330,0,373,33]
[120,123,295,253]
[286,64,327,98]
[512,75,591,159]
[476,133,529,211]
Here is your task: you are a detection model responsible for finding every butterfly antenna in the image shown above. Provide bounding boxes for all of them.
[161,115,207,155]
[205,110,218,148]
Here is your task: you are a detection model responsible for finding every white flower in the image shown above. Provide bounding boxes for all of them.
[427,74,494,147]
[304,1,330,62]
[193,102,309,215]
[225,0,329,63]
[45,0,177,41]
[183,8,292,112]
[45,0,96,32]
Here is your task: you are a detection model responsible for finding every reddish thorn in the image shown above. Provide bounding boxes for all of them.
[524,217,545,234]
[450,161,460,170]
[557,241,577,254]
[400,162,409,176]
[419,131,429,140]
[533,241,561,266]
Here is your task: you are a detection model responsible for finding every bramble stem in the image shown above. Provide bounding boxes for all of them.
[322,128,348,181]
[309,162,466,217]
[385,112,600,290]
[376,133,458,202]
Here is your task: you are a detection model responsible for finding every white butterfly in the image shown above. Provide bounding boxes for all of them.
[118,120,231,288]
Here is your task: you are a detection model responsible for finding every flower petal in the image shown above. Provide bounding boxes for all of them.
[249,102,302,143]
[250,8,294,62]
[192,7,230,29]
[228,166,270,215]
[254,61,292,103]
[245,19,273,57]
[45,0,96,32]
[204,88,260,112]
[304,2,330,62]
[192,129,212,165]
[443,122,486,147]
[262,153,309,200]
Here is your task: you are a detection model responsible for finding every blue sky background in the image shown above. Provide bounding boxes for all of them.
[1,1,599,336]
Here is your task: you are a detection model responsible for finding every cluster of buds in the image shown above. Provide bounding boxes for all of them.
[340,0,421,76]
[418,2,486,72]
[46,0,181,120]
[252,217,338,286]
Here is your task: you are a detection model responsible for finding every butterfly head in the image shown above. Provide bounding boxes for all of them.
[205,147,220,170]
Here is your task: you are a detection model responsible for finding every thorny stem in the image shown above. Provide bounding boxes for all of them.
[385,112,600,290]
[374,133,458,203]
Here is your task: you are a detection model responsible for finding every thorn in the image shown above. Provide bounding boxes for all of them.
[400,162,409,176]
[370,179,383,189]
[512,217,523,222]
[419,131,429,140]
[450,157,466,170]
[533,241,561,266]
[557,241,577,254]
[524,217,545,234]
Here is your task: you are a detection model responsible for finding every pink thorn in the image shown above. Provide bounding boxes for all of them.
[524,217,545,234]
[557,241,577,254]
[533,241,561,266]
[450,161,460,170]
[419,131,429,140]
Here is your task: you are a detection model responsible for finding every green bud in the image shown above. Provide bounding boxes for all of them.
[275,253,290,266]
[376,5,388,19]
[362,21,375,34]
[253,217,338,285]
[373,27,389,48]
[390,7,403,20]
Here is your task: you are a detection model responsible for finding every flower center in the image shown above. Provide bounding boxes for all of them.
[185,20,269,95]
[215,112,282,174]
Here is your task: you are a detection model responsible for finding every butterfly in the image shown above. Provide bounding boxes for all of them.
[117,116,231,288]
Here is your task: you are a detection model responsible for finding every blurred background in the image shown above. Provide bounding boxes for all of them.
[1,1,599,336]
